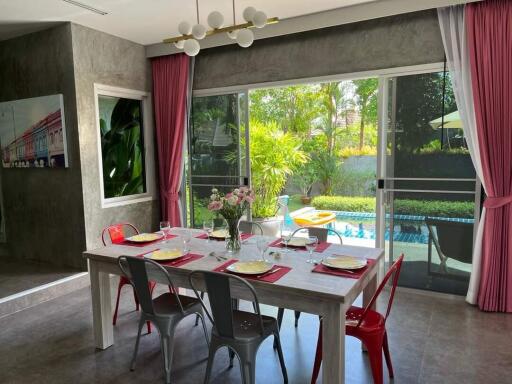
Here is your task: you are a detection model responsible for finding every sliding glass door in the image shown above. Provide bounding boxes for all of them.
[377,70,480,295]
[187,91,249,228]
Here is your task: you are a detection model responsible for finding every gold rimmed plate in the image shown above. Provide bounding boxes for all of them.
[286,237,315,248]
[226,260,274,275]
[210,229,228,240]
[321,255,367,270]
[148,249,186,261]
[126,233,163,243]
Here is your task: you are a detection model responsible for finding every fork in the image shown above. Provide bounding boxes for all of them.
[261,267,282,276]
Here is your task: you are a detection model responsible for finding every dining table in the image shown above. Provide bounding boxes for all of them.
[83,227,384,384]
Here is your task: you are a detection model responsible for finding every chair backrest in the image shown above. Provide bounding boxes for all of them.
[290,227,343,244]
[425,218,473,264]
[357,254,404,327]
[239,220,264,235]
[188,270,265,338]
[101,223,139,246]
[117,256,183,315]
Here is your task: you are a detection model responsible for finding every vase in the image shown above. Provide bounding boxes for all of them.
[225,218,242,253]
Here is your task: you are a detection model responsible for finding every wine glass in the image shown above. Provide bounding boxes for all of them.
[182,229,192,253]
[203,220,213,242]
[256,237,269,261]
[281,226,292,253]
[159,221,171,244]
[305,236,319,264]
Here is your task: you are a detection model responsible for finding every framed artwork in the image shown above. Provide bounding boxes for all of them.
[0,94,68,168]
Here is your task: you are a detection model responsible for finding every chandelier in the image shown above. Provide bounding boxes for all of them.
[163,0,279,56]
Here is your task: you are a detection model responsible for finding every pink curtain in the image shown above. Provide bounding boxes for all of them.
[152,54,190,226]
[466,0,512,312]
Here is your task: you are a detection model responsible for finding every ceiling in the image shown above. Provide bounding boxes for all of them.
[0,0,378,45]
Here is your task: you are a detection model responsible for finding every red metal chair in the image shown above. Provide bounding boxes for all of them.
[101,223,155,334]
[311,254,404,384]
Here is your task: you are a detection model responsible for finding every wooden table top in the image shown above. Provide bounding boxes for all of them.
[84,227,384,305]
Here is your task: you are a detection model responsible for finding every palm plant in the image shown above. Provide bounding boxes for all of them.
[100,98,145,198]
[249,120,308,217]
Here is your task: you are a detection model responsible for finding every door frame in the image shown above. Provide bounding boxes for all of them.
[375,66,482,268]
[187,89,251,226]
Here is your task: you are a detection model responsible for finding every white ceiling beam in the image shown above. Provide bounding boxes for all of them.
[146,0,480,58]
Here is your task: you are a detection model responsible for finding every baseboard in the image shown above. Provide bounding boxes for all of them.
[0,272,90,319]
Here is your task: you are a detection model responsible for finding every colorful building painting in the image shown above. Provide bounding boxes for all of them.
[0,94,68,168]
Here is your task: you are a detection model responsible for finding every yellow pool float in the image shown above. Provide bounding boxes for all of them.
[293,211,336,227]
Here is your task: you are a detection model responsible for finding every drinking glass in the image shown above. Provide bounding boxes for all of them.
[281,231,291,253]
[159,221,171,243]
[203,220,213,242]
[256,237,269,261]
[305,236,319,263]
[182,229,192,253]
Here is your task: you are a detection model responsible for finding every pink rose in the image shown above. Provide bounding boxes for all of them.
[208,201,223,211]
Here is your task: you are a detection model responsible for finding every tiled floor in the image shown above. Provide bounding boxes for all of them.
[0,259,81,298]
[0,282,511,383]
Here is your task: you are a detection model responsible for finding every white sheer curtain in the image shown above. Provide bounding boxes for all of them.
[438,6,486,305]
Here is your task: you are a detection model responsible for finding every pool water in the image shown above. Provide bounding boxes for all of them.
[327,211,474,244]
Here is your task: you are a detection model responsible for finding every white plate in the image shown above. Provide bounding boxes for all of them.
[226,260,274,275]
[210,229,228,239]
[126,233,163,243]
[148,249,185,261]
[321,255,367,270]
[287,237,315,247]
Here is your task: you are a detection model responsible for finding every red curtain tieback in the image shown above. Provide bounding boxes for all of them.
[161,190,180,202]
[483,195,512,209]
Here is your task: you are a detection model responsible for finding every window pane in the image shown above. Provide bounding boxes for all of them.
[98,95,146,199]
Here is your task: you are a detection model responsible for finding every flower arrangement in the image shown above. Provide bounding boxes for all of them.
[207,186,255,219]
[207,186,255,252]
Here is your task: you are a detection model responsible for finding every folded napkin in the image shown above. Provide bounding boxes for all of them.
[213,259,291,283]
[118,233,176,247]
[268,239,331,253]
[312,258,375,279]
[195,232,254,241]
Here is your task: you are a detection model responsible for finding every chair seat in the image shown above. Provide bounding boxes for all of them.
[212,310,277,342]
[152,293,202,316]
[345,305,385,334]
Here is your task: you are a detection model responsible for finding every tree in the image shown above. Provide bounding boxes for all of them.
[247,120,308,217]
[250,85,321,136]
[353,78,378,149]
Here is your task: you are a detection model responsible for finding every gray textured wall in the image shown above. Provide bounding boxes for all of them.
[194,10,444,89]
[0,24,87,269]
[71,24,160,251]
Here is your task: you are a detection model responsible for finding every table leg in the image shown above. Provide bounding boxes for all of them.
[89,260,113,349]
[322,303,345,384]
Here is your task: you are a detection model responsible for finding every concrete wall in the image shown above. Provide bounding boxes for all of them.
[71,24,160,251]
[194,9,444,89]
[0,24,86,269]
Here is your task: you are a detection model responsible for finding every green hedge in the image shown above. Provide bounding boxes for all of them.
[311,196,474,218]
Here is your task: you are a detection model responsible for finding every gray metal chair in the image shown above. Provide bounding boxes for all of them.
[118,256,209,384]
[277,227,343,330]
[188,270,288,384]
[239,220,264,235]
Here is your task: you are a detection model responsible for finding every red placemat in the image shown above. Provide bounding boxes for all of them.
[159,253,203,267]
[213,259,291,283]
[268,239,331,253]
[118,234,176,248]
[312,258,375,279]
[195,233,254,241]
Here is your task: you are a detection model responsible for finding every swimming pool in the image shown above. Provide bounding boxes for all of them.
[327,211,474,244]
